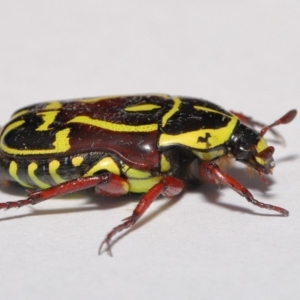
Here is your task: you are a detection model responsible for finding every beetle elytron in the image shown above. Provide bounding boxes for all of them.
[0,94,297,254]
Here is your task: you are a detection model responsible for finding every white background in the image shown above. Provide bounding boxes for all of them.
[0,1,299,299]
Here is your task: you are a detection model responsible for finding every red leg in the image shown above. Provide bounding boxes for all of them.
[199,161,289,216]
[95,174,129,197]
[0,173,128,210]
[99,176,185,256]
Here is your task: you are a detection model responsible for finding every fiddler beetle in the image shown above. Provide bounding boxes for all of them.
[0,94,297,255]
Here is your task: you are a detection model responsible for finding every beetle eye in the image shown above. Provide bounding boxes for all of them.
[235,145,250,160]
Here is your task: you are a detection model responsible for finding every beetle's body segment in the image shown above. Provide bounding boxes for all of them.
[0,94,296,255]
[0,94,239,191]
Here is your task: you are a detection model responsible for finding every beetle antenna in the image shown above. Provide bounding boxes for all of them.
[260,110,297,140]
[231,110,296,145]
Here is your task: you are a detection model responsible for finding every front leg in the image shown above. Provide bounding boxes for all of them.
[99,176,185,256]
[198,161,289,216]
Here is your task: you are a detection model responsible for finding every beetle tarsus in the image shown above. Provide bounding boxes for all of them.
[0,198,34,210]
[99,217,135,256]
[245,196,289,217]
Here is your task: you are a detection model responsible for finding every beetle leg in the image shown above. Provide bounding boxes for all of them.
[95,174,129,197]
[0,173,127,210]
[199,161,289,216]
[99,176,185,256]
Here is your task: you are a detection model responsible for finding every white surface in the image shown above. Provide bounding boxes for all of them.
[0,1,299,300]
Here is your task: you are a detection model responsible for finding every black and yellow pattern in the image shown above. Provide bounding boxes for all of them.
[0,93,296,251]
[0,94,248,191]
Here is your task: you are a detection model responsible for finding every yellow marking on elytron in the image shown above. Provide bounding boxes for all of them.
[128,176,163,193]
[84,157,120,177]
[44,102,62,110]
[194,105,231,117]
[10,109,30,120]
[125,104,161,112]
[255,137,268,166]
[68,116,158,132]
[1,120,25,139]
[72,156,84,167]
[161,96,181,127]
[36,111,60,131]
[28,162,51,189]
[159,116,238,150]
[0,126,71,155]
[121,164,151,178]
[193,149,225,161]
[49,160,66,184]
[160,154,171,172]
[8,161,33,188]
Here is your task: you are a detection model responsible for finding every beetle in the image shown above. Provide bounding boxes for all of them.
[0,94,297,254]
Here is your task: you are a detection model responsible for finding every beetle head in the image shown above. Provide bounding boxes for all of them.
[229,109,297,175]
[229,124,274,174]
